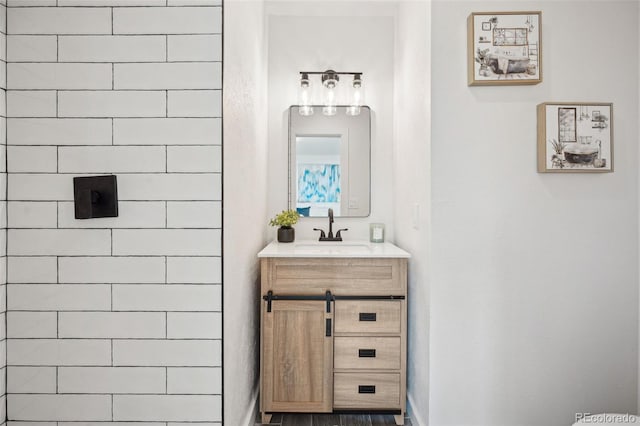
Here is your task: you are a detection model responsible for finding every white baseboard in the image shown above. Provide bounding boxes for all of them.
[242,386,260,426]
[407,392,428,426]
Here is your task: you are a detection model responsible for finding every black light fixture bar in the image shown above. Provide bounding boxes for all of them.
[299,71,362,76]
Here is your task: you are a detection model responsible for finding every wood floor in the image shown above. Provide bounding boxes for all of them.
[255,413,413,426]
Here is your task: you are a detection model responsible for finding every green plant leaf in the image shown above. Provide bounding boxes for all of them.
[269,209,300,227]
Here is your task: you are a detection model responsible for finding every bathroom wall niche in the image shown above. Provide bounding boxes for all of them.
[288,106,371,218]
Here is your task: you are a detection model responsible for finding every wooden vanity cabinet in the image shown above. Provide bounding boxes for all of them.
[260,257,407,426]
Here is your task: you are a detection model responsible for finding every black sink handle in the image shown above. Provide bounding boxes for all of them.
[313,228,326,239]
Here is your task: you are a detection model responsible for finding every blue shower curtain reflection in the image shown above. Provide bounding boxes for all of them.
[297,164,341,203]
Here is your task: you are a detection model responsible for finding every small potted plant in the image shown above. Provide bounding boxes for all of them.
[269,209,300,243]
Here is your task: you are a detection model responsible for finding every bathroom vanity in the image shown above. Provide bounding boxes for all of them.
[258,241,410,425]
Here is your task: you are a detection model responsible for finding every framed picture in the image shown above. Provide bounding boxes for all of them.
[467,11,542,86]
[537,102,613,173]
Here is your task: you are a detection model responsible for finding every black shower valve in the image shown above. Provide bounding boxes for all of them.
[73,175,119,220]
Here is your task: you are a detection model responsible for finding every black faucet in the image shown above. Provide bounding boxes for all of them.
[314,208,348,241]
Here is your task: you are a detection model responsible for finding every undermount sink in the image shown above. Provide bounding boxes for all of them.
[294,242,371,250]
[258,240,411,258]
[292,242,372,254]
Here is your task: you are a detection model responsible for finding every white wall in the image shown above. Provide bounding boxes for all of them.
[393,2,431,425]
[266,1,396,241]
[5,2,222,423]
[430,2,639,425]
[223,1,269,425]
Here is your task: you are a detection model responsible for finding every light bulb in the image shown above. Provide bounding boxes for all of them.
[298,73,313,116]
[321,70,339,116]
[323,85,337,116]
[346,74,363,116]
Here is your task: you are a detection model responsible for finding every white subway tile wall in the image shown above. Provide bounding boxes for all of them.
[7,36,57,62]
[8,63,113,90]
[113,118,222,145]
[6,91,57,117]
[57,36,166,63]
[6,1,222,424]
[57,91,168,118]
[8,118,113,145]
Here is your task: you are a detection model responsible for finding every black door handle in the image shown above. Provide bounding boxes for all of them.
[358,349,376,358]
[358,385,376,394]
[359,312,377,321]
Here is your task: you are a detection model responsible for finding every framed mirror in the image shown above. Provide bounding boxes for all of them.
[288,106,371,218]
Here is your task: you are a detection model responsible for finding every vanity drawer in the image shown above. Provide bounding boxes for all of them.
[334,337,400,370]
[333,372,400,409]
[334,300,401,334]
[263,258,406,296]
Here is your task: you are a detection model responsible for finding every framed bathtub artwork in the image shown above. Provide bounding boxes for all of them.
[467,11,542,86]
[537,102,613,173]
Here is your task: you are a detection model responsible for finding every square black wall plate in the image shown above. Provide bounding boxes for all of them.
[73,175,119,219]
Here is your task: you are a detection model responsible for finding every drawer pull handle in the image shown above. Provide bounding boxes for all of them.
[359,312,377,322]
[358,349,376,358]
[358,385,376,394]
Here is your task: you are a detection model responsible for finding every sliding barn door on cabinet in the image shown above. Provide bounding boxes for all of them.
[261,299,334,413]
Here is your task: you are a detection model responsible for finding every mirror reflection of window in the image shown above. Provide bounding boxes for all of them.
[296,136,342,217]
[288,106,370,218]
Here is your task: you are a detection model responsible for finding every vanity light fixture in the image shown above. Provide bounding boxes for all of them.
[298,70,364,116]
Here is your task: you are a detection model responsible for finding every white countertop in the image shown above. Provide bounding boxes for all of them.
[257,240,411,258]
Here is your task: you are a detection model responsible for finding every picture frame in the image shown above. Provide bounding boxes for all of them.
[537,102,613,173]
[467,11,542,86]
